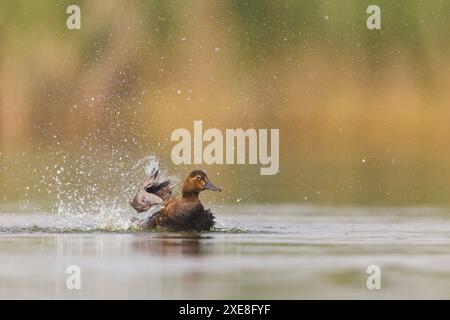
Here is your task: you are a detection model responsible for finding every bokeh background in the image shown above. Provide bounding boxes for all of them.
[1,0,450,211]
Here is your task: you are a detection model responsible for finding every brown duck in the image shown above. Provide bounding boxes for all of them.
[130,168,221,232]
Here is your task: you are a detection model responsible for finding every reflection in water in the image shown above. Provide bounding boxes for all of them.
[51,232,210,258]
[132,233,211,257]
[131,234,215,296]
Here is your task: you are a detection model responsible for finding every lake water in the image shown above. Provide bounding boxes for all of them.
[1,205,450,299]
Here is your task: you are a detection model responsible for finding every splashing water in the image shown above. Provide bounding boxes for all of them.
[49,155,176,232]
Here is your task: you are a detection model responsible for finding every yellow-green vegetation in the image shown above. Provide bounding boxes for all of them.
[1,1,450,207]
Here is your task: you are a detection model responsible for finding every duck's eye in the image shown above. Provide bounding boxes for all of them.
[196,175,201,180]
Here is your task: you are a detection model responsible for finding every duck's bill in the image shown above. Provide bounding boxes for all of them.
[204,178,222,191]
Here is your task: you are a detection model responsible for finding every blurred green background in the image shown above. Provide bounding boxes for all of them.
[1,0,450,210]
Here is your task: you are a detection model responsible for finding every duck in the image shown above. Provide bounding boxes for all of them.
[130,168,221,232]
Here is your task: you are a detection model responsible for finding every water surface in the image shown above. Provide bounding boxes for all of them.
[1,205,450,299]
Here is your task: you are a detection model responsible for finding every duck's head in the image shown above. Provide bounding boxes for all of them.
[182,170,221,196]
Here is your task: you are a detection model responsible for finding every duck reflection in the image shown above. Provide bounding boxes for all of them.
[132,233,212,257]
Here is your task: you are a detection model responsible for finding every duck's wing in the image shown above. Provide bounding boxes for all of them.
[144,179,172,201]
[130,168,173,213]
[136,209,161,229]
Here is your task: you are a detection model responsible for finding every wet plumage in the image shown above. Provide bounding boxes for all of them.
[130,169,221,232]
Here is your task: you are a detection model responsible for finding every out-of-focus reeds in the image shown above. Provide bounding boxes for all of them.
[1,0,450,207]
